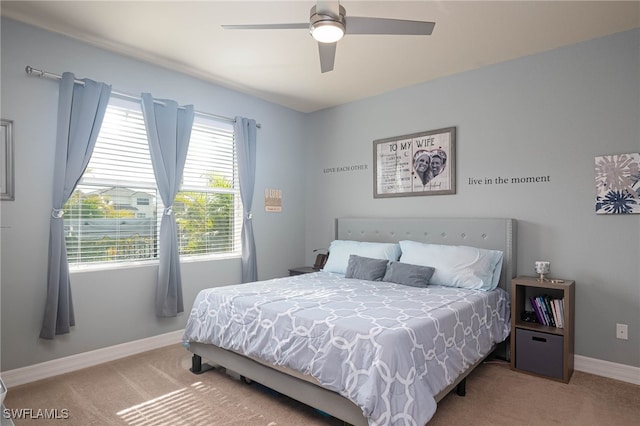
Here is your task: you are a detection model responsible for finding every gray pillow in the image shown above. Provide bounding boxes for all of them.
[382,261,435,288]
[344,255,389,281]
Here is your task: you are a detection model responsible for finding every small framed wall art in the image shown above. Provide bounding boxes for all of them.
[373,127,456,198]
[594,153,640,214]
[1,119,14,201]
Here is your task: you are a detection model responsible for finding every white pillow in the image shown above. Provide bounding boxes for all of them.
[398,240,504,291]
[323,240,401,275]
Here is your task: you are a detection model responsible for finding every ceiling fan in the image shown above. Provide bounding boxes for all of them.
[222,0,435,73]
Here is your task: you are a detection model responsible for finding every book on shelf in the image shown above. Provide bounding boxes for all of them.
[554,299,564,328]
[558,299,564,327]
[528,295,564,328]
[550,299,560,328]
[529,296,545,324]
[539,295,554,326]
[547,295,558,327]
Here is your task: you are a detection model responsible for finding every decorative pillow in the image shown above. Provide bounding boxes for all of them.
[322,240,401,275]
[399,240,504,291]
[382,261,435,288]
[344,255,389,281]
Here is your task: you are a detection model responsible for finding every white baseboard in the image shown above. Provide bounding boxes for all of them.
[1,329,184,388]
[574,355,640,385]
[2,333,638,388]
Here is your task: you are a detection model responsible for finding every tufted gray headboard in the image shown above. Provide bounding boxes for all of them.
[336,217,517,293]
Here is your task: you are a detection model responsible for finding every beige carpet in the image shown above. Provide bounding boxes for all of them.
[4,344,639,425]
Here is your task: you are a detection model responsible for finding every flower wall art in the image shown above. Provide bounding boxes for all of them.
[595,153,640,214]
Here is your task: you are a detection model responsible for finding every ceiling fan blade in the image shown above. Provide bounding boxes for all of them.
[346,16,435,35]
[318,42,336,73]
[222,23,308,30]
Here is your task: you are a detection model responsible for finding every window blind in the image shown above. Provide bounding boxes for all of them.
[64,97,241,265]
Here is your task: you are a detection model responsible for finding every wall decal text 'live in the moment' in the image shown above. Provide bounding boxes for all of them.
[467,175,551,185]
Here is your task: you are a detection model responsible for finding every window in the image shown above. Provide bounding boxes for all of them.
[64,96,242,265]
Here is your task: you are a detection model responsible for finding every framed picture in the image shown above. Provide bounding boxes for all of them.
[595,153,640,214]
[1,119,14,201]
[374,127,456,198]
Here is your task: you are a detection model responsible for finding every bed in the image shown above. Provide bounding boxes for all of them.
[183,217,516,425]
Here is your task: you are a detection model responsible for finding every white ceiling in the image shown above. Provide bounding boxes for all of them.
[2,1,639,113]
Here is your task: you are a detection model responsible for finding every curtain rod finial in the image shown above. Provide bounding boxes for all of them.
[25,66,45,77]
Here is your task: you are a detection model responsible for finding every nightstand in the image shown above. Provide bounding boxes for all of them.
[510,276,575,383]
[288,266,319,276]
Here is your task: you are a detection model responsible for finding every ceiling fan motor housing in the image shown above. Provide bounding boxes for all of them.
[309,5,346,43]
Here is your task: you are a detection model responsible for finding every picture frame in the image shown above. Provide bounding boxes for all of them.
[373,127,456,198]
[594,153,640,214]
[1,119,15,201]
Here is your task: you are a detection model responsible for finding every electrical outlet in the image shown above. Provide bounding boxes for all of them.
[616,323,628,340]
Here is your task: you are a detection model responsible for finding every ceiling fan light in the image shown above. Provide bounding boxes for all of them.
[311,21,344,43]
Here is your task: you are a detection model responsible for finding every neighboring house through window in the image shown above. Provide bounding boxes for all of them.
[64,96,242,265]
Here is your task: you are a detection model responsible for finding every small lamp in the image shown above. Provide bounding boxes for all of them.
[535,261,550,282]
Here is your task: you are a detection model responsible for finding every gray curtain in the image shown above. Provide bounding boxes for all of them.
[234,117,258,283]
[40,72,111,339]
[141,93,194,317]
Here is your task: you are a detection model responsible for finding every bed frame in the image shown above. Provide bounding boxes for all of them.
[187,217,517,425]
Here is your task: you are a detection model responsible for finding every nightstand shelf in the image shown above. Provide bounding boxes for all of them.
[288,266,319,276]
[510,276,575,383]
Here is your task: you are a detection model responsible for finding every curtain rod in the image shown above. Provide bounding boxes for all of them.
[25,66,261,128]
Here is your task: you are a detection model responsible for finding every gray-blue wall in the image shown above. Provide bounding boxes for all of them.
[0,18,307,370]
[304,29,640,368]
[1,17,638,371]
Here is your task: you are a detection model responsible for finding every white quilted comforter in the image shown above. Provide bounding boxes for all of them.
[183,272,510,425]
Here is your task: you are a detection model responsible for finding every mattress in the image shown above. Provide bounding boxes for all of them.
[183,271,510,425]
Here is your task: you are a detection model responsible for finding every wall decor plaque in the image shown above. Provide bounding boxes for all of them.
[374,127,456,198]
[595,153,640,214]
